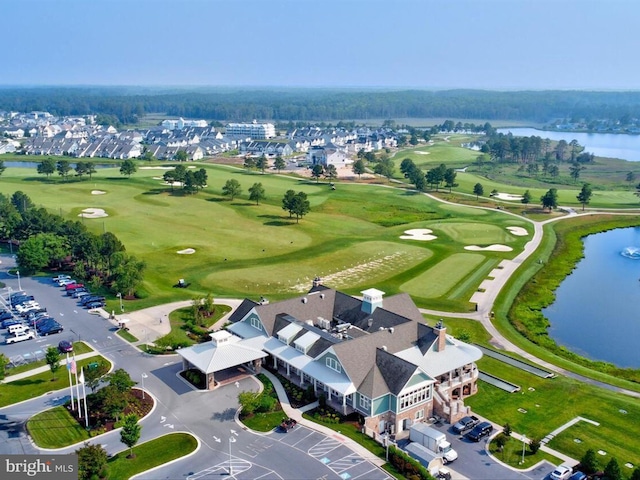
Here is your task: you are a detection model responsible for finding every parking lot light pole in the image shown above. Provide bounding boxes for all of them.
[117,292,123,312]
[16,271,21,291]
[141,373,148,400]
[229,436,236,475]
[521,434,526,465]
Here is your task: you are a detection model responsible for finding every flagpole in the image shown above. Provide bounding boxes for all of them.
[74,356,82,418]
[80,368,88,429]
[66,353,75,410]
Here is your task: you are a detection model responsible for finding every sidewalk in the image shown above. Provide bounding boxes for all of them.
[3,350,98,383]
[96,298,243,347]
[261,370,387,469]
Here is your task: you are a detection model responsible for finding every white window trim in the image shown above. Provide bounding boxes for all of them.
[250,317,262,330]
[325,357,341,373]
[359,394,371,411]
[398,384,431,411]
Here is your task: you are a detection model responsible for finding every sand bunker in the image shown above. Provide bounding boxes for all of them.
[91,190,106,195]
[507,226,528,236]
[140,166,175,170]
[465,244,513,252]
[400,229,437,241]
[493,192,523,201]
[414,151,430,155]
[79,208,108,219]
[177,248,196,254]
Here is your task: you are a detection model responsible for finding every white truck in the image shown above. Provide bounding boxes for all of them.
[409,423,458,463]
[6,329,36,344]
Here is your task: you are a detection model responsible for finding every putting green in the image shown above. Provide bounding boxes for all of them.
[204,241,432,294]
[401,253,485,298]
[429,222,512,244]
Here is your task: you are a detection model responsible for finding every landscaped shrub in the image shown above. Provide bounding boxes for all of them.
[388,446,434,480]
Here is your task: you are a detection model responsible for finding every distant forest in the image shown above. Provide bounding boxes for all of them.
[2,87,640,124]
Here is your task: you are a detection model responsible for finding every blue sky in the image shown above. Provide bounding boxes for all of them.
[3,0,639,89]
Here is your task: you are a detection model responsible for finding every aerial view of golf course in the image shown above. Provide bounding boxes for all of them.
[2,130,640,477]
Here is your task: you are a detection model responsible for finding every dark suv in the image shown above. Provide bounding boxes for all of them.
[465,421,493,442]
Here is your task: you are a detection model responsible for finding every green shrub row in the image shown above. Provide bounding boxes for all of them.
[388,445,434,480]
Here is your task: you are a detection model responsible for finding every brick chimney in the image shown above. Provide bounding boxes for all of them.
[434,319,446,352]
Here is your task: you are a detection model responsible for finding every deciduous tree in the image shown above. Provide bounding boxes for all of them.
[248,182,266,205]
[311,164,324,183]
[120,414,142,458]
[540,188,558,211]
[57,160,72,181]
[45,346,61,381]
[352,159,365,179]
[120,159,137,178]
[222,179,242,200]
[76,443,108,480]
[37,158,56,178]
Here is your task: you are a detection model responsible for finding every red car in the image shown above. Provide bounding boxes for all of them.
[64,283,84,291]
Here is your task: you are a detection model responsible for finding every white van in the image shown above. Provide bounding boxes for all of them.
[8,324,29,335]
[6,330,35,344]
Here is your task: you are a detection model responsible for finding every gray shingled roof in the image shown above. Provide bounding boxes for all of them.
[375,347,420,395]
[228,298,258,324]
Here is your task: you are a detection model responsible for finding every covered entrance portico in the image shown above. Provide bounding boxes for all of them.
[177,331,268,390]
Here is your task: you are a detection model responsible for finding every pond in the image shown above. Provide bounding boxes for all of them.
[542,227,640,368]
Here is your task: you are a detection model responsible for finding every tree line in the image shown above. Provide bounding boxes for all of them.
[0,191,145,296]
[3,87,640,124]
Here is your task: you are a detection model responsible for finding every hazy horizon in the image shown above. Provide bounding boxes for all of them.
[4,0,639,90]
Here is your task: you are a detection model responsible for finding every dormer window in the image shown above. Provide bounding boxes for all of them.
[326,357,341,373]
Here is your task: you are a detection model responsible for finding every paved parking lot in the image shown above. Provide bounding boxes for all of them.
[271,425,390,480]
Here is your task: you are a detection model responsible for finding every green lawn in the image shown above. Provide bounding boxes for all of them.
[27,406,90,448]
[466,356,640,468]
[0,162,528,312]
[116,329,139,343]
[5,342,94,377]
[106,433,198,480]
[0,355,110,407]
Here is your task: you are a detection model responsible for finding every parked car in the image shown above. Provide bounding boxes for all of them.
[80,296,105,305]
[58,340,73,353]
[1,318,21,329]
[280,418,297,432]
[85,301,106,309]
[28,315,52,328]
[52,274,71,283]
[11,296,35,307]
[57,279,75,286]
[72,291,91,299]
[465,421,493,442]
[66,287,87,296]
[550,465,573,480]
[8,323,29,335]
[37,321,63,336]
[6,329,36,344]
[64,283,84,292]
[452,415,480,434]
[16,303,40,314]
[0,311,13,321]
[569,472,587,480]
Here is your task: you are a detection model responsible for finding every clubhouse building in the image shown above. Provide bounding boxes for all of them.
[177,281,482,438]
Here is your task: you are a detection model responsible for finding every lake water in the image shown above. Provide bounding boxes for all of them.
[542,227,640,368]
[497,127,640,162]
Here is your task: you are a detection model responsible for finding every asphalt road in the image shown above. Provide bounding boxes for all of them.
[0,254,391,480]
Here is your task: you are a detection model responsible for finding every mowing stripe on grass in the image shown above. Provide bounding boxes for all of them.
[401,253,485,298]
[448,257,500,300]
